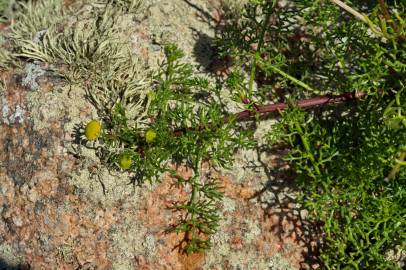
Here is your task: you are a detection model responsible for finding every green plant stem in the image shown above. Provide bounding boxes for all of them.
[294,121,321,176]
[378,0,405,42]
[248,54,258,99]
[386,147,406,180]
[330,0,384,37]
[188,180,197,247]
[248,6,272,98]
[267,64,319,94]
[188,158,201,250]
[330,0,368,24]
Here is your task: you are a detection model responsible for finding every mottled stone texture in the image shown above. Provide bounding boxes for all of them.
[0,0,320,269]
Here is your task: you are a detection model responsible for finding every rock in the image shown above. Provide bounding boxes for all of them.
[143,234,156,257]
[27,189,39,203]
[160,2,174,15]
[300,209,308,220]
[260,190,276,203]
[12,215,23,227]
[34,201,45,215]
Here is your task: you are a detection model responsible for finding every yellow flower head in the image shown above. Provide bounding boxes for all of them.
[85,120,102,141]
[118,154,132,170]
[145,129,157,143]
[147,91,156,101]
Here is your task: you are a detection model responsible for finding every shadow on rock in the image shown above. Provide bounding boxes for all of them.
[0,259,30,270]
[191,28,215,70]
[249,144,323,270]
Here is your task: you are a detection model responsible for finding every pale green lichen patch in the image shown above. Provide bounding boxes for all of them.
[10,0,65,40]
[8,0,149,124]
[0,35,13,68]
[26,84,91,131]
[0,243,21,267]
[107,204,149,269]
[68,165,139,206]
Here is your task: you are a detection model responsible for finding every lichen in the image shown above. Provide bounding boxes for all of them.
[0,96,26,124]
[143,234,157,257]
[108,208,148,269]
[0,243,21,268]
[21,62,46,91]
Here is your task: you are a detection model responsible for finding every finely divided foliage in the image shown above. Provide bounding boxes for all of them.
[215,0,405,268]
[0,0,405,267]
[1,0,251,254]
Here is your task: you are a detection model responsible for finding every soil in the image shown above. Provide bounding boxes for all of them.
[0,0,319,269]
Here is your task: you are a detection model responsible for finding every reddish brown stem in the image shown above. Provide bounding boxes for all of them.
[377,0,404,42]
[174,91,365,135]
[229,91,365,122]
[378,0,392,22]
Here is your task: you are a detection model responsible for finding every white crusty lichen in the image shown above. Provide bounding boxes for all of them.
[0,90,26,125]
[143,234,157,257]
[21,62,46,91]
[268,253,296,270]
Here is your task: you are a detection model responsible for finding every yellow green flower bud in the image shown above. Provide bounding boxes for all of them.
[147,91,156,101]
[145,129,157,143]
[118,154,132,170]
[84,120,102,141]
